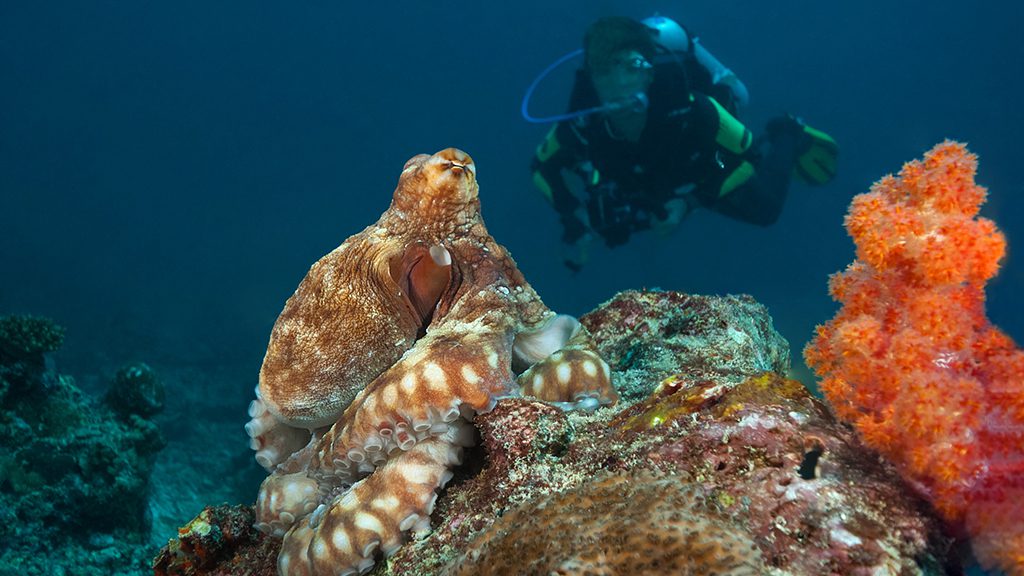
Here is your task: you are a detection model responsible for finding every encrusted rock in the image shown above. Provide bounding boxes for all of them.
[581,290,790,401]
[153,505,277,576]
[158,290,956,575]
[447,472,765,576]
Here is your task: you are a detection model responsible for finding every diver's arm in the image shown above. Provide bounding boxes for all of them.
[688,93,793,225]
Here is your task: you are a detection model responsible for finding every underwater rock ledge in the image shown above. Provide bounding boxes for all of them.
[154,289,956,576]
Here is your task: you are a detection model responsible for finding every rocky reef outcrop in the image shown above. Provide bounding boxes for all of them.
[155,290,957,575]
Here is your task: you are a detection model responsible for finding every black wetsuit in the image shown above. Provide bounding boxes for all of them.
[532,59,801,248]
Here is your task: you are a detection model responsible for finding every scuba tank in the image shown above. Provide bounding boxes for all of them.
[641,15,750,110]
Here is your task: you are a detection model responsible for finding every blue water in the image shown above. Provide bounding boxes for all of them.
[2,1,1021,387]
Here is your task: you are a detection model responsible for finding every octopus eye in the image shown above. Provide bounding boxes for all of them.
[446,160,476,176]
[427,148,475,176]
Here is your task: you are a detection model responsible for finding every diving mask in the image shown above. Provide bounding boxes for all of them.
[592,49,654,109]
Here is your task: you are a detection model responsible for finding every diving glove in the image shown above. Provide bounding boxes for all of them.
[766,115,839,186]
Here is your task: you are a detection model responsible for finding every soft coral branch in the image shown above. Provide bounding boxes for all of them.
[804,141,1024,574]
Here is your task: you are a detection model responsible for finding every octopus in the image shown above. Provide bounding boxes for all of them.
[244,148,618,575]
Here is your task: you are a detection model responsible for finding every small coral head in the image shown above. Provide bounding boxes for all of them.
[393,148,479,216]
[844,140,1005,285]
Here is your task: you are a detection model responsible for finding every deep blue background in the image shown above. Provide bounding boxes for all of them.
[2,0,1022,392]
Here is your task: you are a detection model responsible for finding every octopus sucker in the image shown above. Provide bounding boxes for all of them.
[395,431,416,451]
[362,435,383,453]
[395,510,419,528]
[354,557,375,575]
[250,149,619,575]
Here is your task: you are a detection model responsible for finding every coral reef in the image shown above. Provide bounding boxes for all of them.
[804,141,1024,574]
[159,290,955,575]
[0,315,165,575]
[0,314,65,400]
[0,314,65,361]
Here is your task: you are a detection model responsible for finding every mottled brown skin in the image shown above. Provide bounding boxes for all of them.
[245,149,617,576]
[258,239,424,429]
[258,151,545,429]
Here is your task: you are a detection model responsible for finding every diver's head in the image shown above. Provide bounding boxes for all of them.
[584,17,656,108]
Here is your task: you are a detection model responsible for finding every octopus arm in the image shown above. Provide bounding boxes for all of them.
[516,320,618,409]
[246,391,318,471]
[308,316,515,486]
[278,432,466,576]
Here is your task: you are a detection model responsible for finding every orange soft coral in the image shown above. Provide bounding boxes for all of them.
[804,141,1024,574]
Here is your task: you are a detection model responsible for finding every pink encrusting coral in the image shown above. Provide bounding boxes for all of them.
[804,141,1024,573]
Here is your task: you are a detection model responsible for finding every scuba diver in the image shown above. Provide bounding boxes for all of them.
[528,16,839,271]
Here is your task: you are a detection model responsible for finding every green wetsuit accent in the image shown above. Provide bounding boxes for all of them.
[709,97,753,155]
